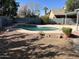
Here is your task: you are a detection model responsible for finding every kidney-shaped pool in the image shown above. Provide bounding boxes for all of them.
[15,25,58,31]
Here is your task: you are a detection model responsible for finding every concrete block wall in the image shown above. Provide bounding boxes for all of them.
[0,16,13,28]
[15,18,42,24]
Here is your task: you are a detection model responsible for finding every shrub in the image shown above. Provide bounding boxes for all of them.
[41,15,50,24]
[62,27,72,36]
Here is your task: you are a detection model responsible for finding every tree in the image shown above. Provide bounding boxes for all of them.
[18,5,28,17]
[66,0,79,12]
[28,2,40,15]
[41,15,50,24]
[43,7,48,15]
[0,0,19,17]
[18,3,40,18]
[0,0,4,15]
[18,5,37,17]
[34,10,40,16]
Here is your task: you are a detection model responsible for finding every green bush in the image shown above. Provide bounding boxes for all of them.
[62,27,72,36]
[41,15,50,24]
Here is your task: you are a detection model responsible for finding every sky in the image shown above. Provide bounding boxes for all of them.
[16,0,67,15]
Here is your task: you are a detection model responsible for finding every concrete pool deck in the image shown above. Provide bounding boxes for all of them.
[15,25,79,39]
[1,25,79,40]
[16,25,79,34]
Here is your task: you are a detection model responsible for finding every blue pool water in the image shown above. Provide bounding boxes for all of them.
[16,25,58,31]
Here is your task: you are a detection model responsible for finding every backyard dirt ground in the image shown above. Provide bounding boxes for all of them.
[0,31,79,59]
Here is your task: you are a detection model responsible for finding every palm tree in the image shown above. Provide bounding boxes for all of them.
[43,7,48,15]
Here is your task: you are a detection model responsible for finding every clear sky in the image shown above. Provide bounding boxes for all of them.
[16,0,67,15]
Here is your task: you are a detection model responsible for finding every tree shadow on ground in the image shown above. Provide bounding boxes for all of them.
[0,34,79,59]
[70,34,79,38]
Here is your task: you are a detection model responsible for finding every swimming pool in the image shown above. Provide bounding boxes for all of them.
[16,25,58,31]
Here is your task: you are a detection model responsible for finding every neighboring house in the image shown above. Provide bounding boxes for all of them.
[49,9,65,19]
[48,8,77,24]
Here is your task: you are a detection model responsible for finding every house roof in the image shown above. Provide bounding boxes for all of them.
[51,9,65,15]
